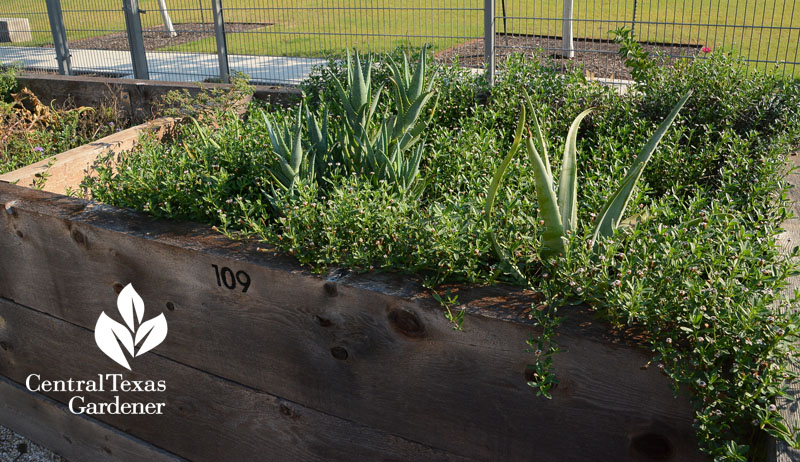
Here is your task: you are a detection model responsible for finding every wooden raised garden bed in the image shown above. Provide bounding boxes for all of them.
[0,77,709,462]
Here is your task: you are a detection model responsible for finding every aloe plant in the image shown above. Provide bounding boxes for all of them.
[360,119,426,197]
[386,48,439,151]
[323,49,437,196]
[262,102,311,192]
[486,90,692,264]
[329,50,383,142]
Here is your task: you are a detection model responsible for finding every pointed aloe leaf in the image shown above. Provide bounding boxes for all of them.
[367,82,385,128]
[484,107,528,281]
[345,49,353,89]
[289,123,303,174]
[405,143,424,186]
[425,67,439,94]
[403,51,411,87]
[277,156,296,180]
[330,70,356,121]
[558,108,593,234]
[395,92,433,139]
[306,107,323,147]
[529,109,550,178]
[591,90,692,246]
[408,48,426,102]
[485,103,526,222]
[264,118,283,156]
[289,102,305,173]
[485,131,527,275]
[352,52,368,111]
[526,136,566,259]
[387,57,406,109]
[364,53,373,91]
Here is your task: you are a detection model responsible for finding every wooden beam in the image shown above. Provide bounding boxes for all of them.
[0,297,469,461]
[0,182,705,461]
[0,375,184,462]
[0,117,177,194]
[772,151,800,462]
[16,73,301,121]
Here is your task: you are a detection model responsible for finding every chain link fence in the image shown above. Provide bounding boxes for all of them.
[1,0,798,85]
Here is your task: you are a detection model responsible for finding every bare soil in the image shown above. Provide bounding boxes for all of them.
[49,23,270,52]
[435,34,703,80]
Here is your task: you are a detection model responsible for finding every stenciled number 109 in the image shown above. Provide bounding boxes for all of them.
[211,264,251,293]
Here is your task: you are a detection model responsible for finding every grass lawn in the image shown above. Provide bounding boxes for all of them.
[0,0,797,74]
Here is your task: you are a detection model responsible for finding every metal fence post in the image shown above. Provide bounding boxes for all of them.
[45,0,72,75]
[122,0,149,80]
[562,0,574,58]
[484,0,495,85]
[211,0,230,83]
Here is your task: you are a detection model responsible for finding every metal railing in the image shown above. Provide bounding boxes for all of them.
[1,0,798,85]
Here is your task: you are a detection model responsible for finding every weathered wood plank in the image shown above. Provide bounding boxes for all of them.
[0,117,177,194]
[773,151,800,462]
[0,182,706,461]
[0,375,184,462]
[0,297,470,462]
[17,73,301,121]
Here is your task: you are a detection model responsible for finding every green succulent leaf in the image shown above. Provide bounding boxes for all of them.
[484,103,529,283]
[591,90,692,246]
[558,108,593,234]
[525,136,566,259]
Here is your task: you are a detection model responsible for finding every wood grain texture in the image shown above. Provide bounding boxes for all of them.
[16,73,301,122]
[0,117,177,194]
[0,375,184,462]
[773,151,800,462]
[0,297,470,462]
[0,182,706,462]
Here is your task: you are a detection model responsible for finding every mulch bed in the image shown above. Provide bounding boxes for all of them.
[50,22,270,52]
[435,34,703,80]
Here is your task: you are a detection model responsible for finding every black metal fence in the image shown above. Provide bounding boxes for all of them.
[0,0,798,85]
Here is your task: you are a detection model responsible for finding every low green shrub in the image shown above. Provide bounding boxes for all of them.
[84,49,800,460]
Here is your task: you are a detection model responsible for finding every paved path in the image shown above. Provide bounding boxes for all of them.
[0,46,325,85]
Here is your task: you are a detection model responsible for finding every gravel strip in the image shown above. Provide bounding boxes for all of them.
[0,425,67,462]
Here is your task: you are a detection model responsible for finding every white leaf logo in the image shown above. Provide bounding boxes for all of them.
[94,284,168,370]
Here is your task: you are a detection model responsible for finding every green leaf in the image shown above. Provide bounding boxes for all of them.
[408,48,427,102]
[351,51,369,111]
[529,109,551,178]
[526,136,566,259]
[591,90,692,246]
[485,103,526,224]
[485,103,527,283]
[558,108,593,234]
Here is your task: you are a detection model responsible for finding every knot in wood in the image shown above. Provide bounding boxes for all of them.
[323,281,338,297]
[330,346,348,360]
[71,228,87,246]
[388,309,425,338]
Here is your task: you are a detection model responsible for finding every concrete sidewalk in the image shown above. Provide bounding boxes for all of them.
[0,46,325,85]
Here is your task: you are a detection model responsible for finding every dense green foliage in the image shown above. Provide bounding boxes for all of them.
[0,68,127,176]
[84,50,800,460]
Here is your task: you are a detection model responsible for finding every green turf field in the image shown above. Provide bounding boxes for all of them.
[1,0,797,74]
